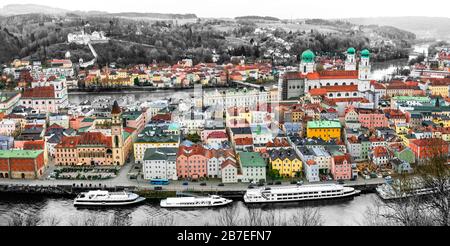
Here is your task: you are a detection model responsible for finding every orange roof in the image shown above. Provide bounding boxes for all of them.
[22,86,55,99]
[323,85,358,92]
[309,88,327,96]
[307,70,358,80]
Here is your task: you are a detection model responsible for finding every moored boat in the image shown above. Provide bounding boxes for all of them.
[160,195,232,208]
[244,184,360,204]
[74,190,145,206]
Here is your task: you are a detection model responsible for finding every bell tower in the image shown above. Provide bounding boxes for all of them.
[111,100,124,165]
[345,47,357,71]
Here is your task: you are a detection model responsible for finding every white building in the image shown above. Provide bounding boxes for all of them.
[221,160,239,183]
[0,119,18,136]
[203,88,270,109]
[304,160,320,182]
[238,152,266,183]
[142,148,178,180]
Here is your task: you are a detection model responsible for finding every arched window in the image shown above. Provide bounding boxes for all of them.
[337,93,341,97]
[353,93,357,96]
[345,93,350,97]
[334,82,338,86]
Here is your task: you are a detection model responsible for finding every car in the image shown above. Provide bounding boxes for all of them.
[218,183,225,187]
[154,186,163,190]
[182,181,189,186]
[200,182,207,186]
[257,183,264,187]
[248,184,255,189]
[267,182,274,185]
[297,181,304,185]
[337,179,345,185]
[275,181,282,185]
[290,180,297,184]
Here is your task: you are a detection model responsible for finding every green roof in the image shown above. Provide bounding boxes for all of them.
[82,118,95,123]
[122,111,142,121]
[143,148,178,161]
[301,49,315,62]
[78,126,90,133]
[123,131,131,141]
[361,49,370,58]
[393,96,430,102]
[347,47,356,54]
[239,152,266,168]
[0,150,43,159]
[307,120,341,129]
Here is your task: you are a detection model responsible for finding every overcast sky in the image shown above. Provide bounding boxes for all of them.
[1,0,449,19]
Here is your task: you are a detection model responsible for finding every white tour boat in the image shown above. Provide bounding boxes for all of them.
[74,190,146,206]
[376,182,449,200]
[244,184,360,204]
[160,195,233,208]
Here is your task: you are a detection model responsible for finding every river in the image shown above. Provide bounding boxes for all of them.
[0,193,379,226]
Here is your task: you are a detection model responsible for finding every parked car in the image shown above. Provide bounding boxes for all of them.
[218,183,225,187]
[337,179,345,185]
[154,186,163,190]
[297,181,304,185]
[200,182,207,186]
[182,181,189,186]
[248,184,255,189]
[257,183,264,187]
[275,181,282,185]
[290,180,297,184]
[267,182,273,185]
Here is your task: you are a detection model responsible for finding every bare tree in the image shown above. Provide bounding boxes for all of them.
[290,207,323,226]
[7,212,40,226]
[216,205,241,226]
[140,215,176,226]
[40,215,61,226]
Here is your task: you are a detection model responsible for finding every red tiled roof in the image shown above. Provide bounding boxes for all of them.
[178,144,207,157]
[307,70,358,80]
[234,137,253,146]
[207,131,228,139]
[323,85,358,92]
[23,140,45,150]
[22,86,55,99]
[309,88,327,96]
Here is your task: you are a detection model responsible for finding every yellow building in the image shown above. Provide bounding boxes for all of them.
[395,124,409,135]
[269,149,303,177]
[306,120,341,141]
[429,84,449,97]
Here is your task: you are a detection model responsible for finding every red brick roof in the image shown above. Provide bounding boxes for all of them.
[234,137,253,146]
[23,140,45,150]
[178,144,207,157]
[307,70,358,80]
[324,85,358,92]
[309,88,327,96]
[22,86,55,99]
[207,131,228,139]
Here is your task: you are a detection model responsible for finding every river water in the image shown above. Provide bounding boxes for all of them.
[0,193,378,226]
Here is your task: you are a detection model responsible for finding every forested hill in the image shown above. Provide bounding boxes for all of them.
[0,12,416,66]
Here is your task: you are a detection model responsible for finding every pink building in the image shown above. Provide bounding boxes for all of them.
[357,109,389,129]
[19,86,58,113]
[331,154,352,180]
[176,145,208,180]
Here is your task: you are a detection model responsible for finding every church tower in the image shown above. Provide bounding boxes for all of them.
[111,100,124,166]
[358,49,371,91]
[345,47,357,71]
[299,49,315,75]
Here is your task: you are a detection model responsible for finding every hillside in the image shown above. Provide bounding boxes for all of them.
[0,11,417,66]
[0,4,68,16]
[345,17,450,40]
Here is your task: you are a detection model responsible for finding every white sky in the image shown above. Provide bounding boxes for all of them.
[1,0,449,19]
